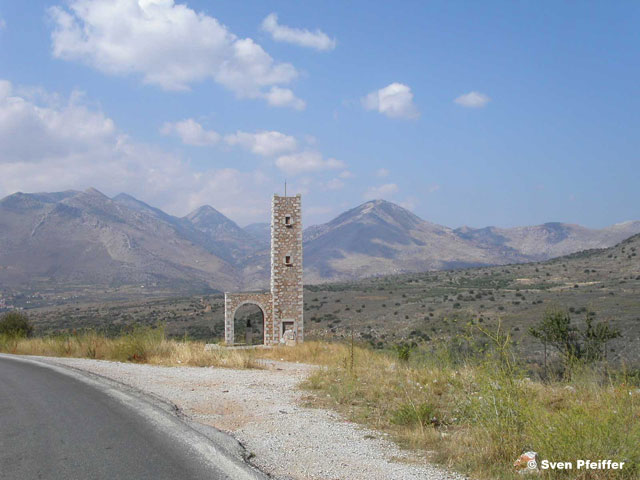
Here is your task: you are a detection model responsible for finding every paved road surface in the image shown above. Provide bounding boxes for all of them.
[0,355,263,480]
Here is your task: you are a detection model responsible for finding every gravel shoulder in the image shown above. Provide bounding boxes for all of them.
[33,356,464,480]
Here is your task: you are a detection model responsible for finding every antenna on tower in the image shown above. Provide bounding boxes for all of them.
[284,180,287,197]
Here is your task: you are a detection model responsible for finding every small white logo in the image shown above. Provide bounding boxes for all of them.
[514,451,539,473]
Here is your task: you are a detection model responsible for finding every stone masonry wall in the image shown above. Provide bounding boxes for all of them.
[271,194,304,342]
[224,292,274,345]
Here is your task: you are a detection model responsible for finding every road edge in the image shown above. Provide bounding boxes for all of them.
[0,354,269,480]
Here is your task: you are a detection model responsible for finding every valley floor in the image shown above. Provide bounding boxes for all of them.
[29,355,464,480]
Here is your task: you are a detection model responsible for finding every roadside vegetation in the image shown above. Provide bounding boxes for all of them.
[294,323,639,480]
[0,312,259,368]
[1,311,638,479]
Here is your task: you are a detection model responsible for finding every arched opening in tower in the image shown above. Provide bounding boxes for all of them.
[233,303,265,345]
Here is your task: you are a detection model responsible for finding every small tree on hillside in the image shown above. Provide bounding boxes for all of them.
[530,308,621,378]
[582,311,620,362]
[529,309,581,377]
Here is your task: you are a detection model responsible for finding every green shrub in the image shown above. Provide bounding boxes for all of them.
[0,312,33,338]
[394,343,413,362]
[392,402,437,427]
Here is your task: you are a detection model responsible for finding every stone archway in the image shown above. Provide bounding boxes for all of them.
[224,292,274,345]
[233,303,265,345]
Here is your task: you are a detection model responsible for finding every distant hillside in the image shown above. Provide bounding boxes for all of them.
[302,200,640,282]
[0,189,638,295]
[184,205,262,263]
[297,230,640,363]
[243,222,271,248]
[0,189,240,293]
[455,221,640,260]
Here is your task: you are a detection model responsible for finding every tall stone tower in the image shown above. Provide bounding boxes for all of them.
[223,193,303,345]
[271,194,304,342]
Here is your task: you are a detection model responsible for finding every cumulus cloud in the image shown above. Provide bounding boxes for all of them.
[275,151,344,175]
[261,13,336,51]
[225,130,297,156]
[48,0,304,108]
[0,79,276,224]
[0,80,116,162]
[160,119,220,146]
[264,86,306,110]
[162,118,298,157]
[454,91,490,108]
[362,83,419,119]
[363,183,398,199]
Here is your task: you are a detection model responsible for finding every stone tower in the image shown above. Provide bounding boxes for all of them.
[271,194,304,342]
[223,193,303,345]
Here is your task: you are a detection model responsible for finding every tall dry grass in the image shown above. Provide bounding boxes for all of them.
[0,327,261,369]
[294,335,639,479]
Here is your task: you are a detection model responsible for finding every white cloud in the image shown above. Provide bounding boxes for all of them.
[0,79,277,224]
[161,119,297,157]
[160,119,220,146]
[225,130,297,156]
[363,183,398,199]
[275,151,345,175]
[325,178,344,190]
[0,81,116,162]
[428,184,440,193]
[264,86,306,110]
[362,83,419,119]
[338,170,353,179]
[49,0,303,108]
[261,13,336,51]
[454,91,490,108]
[376,168,390,178]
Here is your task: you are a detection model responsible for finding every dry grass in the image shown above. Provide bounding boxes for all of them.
[0,327,261,369]
[254,340,352,366]
[299,340,640,480]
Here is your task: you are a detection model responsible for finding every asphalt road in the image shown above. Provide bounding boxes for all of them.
[0,355,263,480]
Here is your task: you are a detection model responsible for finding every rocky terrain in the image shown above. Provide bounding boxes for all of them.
[1,188,639,296]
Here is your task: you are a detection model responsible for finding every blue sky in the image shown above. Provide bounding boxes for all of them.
[0,0,638,228]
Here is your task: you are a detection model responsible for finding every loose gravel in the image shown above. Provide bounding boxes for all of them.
[36,356,465,480]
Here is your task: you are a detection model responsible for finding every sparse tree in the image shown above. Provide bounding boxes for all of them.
[530,308,621,378]
[582,311,620,362]
[529,309,580,378]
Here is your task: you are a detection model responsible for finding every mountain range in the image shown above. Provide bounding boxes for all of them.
[1,188,638,293]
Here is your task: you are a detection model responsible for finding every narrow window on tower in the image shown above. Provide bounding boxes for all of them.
[285,255,292,265]
[284,214,292,227]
